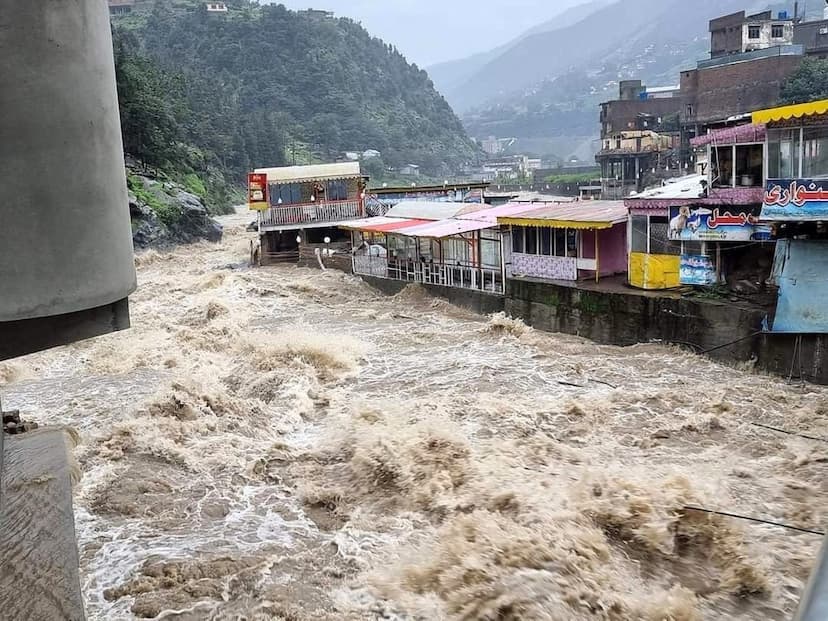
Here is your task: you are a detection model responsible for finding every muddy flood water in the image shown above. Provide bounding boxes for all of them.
[2,212,828,620]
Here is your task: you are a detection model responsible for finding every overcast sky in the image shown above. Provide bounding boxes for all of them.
[272,0,586,66]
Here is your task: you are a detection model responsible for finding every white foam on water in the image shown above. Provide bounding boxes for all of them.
[4,210,827,620]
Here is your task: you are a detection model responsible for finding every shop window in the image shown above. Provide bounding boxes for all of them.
[649,217,681,256]
[803,126,828,178]
[526,227,538,255]
[512,228,525,254]
[554,229,567,257]
[540,228,551,256]
[326,179,348,201]
[767,128,801,179]
[631,216,649,253]
[271,183,301,205]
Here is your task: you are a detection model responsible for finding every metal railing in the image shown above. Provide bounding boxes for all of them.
[258,200,363,228]
[353,255,504,294]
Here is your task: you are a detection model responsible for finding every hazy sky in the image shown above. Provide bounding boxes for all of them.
[273,0,586,66]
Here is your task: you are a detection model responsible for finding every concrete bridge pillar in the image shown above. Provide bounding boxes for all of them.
[0,0,136,359]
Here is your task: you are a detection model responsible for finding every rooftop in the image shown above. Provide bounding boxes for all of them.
[255,162,362,184]
[384,201,481,221]
[498,201,628,229]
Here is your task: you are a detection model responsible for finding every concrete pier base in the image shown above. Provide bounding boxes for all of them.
[0,428,84,620]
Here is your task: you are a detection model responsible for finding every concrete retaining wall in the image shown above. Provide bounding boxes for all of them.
[360,276,506,316]
[350,273,828,384]
[506,278,828,384]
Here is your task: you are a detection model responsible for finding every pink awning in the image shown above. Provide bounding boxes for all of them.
[382,203,544,239]
[690,124,766,148]
[339,217,429,233]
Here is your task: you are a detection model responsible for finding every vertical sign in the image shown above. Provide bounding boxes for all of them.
[248,173,269,211]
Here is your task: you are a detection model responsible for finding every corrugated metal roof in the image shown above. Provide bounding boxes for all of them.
[385,201,478,221]
[255,162,362,183]
[338,217,428,233]
[400,219,493,238]
[498,201,628,229]
[690,124,766,147]
[628,175,707,200]
[391,204,542,238]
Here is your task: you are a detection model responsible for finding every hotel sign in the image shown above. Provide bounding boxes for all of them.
[763,179,828,221]
[247,173,269,211]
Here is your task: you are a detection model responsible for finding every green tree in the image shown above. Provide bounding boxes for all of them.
[781,58,828,105]
[112,0,479,178]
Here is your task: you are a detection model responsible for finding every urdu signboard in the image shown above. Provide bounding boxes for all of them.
[668,205,771,242]
[763,179,828,221]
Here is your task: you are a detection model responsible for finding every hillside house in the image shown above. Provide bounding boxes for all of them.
[205,2,228,12]
[251,162,366,264]
[108,0,137,15]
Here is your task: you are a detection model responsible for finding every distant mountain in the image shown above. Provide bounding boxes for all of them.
[434,0,813,161]
[427,0,613,102]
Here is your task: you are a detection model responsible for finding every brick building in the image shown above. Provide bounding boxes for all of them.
[597,8,805,199]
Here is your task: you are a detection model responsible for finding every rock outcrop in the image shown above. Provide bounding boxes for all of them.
[128,174,223,249]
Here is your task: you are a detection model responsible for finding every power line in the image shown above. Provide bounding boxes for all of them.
[750,421,828,444]
[683,506,825,536]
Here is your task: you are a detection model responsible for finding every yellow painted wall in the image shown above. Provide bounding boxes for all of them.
[628,252,680,290]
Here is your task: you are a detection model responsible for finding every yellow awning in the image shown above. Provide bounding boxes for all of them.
[498,217,613,230]
[752,99,828,124]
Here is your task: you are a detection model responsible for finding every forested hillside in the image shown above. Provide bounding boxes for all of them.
[113,0,478,197]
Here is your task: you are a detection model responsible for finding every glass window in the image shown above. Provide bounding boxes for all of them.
[767,128,801,179]
[512,227,524,254]
[525,227,538,255]
[554,228,567,257]
[713,146,734,187]
[271,183,301,205]
[567,230,578,257]
[803,126,828,178]
[772,24,784,38]
[650,217,681,256]
[540,228,551,255]
[748,25,760,39]
[734,144,763,186]
[326,180,348,201]
[631,215,648,253]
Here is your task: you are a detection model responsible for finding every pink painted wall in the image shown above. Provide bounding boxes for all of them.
[579,224,627,278]
[597,223,628,276]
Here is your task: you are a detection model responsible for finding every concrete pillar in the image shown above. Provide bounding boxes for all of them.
[0,0,137,322]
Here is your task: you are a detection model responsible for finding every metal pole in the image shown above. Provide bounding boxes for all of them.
[595,229,600,283]
[795,535,828,621]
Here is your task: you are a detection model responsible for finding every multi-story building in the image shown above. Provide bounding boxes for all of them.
[598,8,805,200]
[250,162,367,264]
[793,4,828,59]
[710,10,795,58]
[597,80,689,199]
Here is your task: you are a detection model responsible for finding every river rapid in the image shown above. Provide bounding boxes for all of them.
[1,211,827,620]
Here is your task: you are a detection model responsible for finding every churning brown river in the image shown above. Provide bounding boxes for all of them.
[2,211,827,620]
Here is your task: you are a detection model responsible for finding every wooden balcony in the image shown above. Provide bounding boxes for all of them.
[258,199,364,230]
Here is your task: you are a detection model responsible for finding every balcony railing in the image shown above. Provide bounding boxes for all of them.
[353,255,504,294]
[258,199,363,229]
